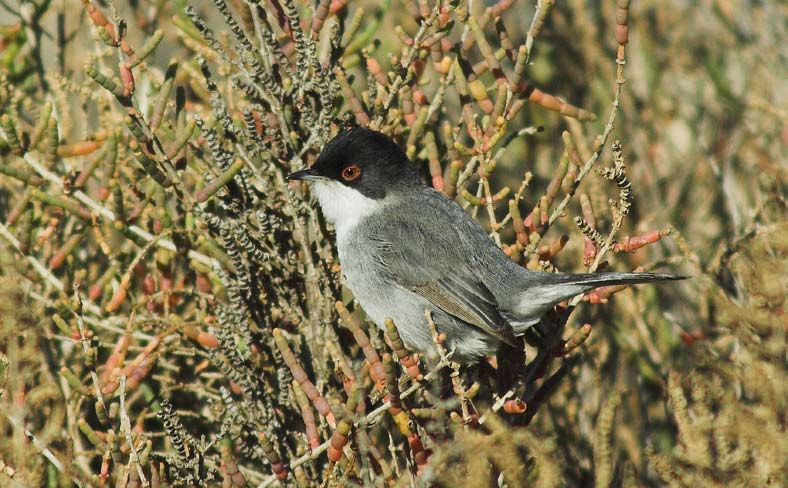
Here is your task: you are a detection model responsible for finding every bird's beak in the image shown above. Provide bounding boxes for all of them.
[287,167,325,181]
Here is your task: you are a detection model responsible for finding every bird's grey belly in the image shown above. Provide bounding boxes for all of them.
[338,233,499,362]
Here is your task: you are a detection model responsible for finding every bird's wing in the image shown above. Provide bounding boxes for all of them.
[368,193,516,346]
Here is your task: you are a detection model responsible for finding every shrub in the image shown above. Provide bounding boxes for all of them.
[0,0,783,486]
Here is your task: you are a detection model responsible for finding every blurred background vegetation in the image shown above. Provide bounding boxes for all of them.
[0,0,785,486]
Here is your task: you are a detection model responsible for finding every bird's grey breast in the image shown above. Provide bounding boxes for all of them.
[337,215,435,347]
[336,215,390,293]
[334,192,507,361]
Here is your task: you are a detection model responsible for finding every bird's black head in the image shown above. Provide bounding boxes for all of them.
[287,127,419,200]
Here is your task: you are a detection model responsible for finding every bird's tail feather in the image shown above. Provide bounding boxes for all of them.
[509,272,687,333]
[547,271,687,288]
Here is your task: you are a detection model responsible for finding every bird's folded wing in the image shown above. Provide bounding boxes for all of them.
[370,216,516,346]
[411,279,517,346]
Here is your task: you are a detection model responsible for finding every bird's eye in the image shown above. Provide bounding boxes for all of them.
[341,164,362,181]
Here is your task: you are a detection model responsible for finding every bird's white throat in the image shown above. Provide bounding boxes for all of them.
[310,180,381,243]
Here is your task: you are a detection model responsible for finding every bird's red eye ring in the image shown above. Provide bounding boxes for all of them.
[341,164,362,181]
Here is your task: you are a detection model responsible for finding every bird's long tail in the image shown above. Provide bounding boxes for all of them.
[510,272,687,333]
[547,271,687,289]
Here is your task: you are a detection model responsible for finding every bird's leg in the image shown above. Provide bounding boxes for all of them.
[523,325,547,347]
[519,355,580,425]
[507,308,574,421]
[494,337,526,395]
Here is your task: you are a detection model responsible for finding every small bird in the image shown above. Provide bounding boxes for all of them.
[288,128,683,363]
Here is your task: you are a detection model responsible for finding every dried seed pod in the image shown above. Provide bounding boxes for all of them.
[384,318,422,380]
[336,301,385,387]
[292,381,321,450]
[537,234,568,261]
[220,440,247,488]
[104,273,131,313]
[563,324,592,354]
[327,417,352,463]
[444,160,462,198]
[579,194,598,265]
[49,231,85,270]
[61,366,90,396]
[129,29,164,68]
[78,419,106,449]
[615,0,630,46]
[366,56,389,87]
[425,132,444,190]
[194,159,245,202]
[613,229,669,253]
[150,62,176,132]
[83,0,117,43]
[128,139,172,188]
[382,353,401,410]
[0,114,23,154]
[311,0,331,39]
[585,283,629,304]
[334,68,370,125]
[273,329,334,425]
[503,398,527,414]
[520,85,596,121]
[85,65,126,100]
[259,433,288,480]
[89,263,118,302]
[30,189,92,220]
[28,102,52,150]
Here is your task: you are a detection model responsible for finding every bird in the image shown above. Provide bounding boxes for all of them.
[288,127,684,363]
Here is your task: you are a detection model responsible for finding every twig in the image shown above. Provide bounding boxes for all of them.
[22,152,216,268]
[547,57,628,228]
[0,221,156,342]
[3,412,75,480]
[119,376,149,487]
[255,363,446,487]
[0,221,64,292]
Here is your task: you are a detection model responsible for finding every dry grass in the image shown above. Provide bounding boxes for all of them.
[0,0,784,486]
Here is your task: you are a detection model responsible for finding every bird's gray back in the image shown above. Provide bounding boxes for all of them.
[336,187,526,360]
[335,186,682,360]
